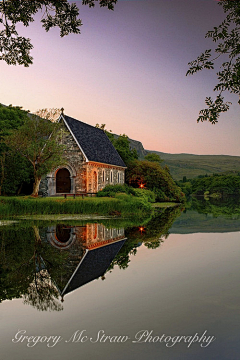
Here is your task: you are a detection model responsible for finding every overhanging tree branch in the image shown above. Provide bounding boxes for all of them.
[186,0,240,123]
[0,0,118,66]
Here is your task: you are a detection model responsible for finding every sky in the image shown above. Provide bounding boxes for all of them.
[0,0,239,156]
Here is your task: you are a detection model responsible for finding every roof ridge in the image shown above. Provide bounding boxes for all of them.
[64,114,104,132]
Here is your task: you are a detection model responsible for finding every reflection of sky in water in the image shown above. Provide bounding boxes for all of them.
[1,226,240,360]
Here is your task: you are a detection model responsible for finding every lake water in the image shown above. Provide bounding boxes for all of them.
[0,201,240,360]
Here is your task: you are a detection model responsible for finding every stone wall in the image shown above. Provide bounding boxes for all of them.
[86,163,125,193]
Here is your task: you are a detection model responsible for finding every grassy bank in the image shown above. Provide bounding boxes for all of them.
[0,196,152,219]
[152,202,179,208]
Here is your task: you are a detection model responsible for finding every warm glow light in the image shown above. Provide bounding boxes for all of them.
[139,226,145,233]
[139,183,146,189]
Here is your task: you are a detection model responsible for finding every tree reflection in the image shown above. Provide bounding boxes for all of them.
[23,269,63,311]
[107,206,182,271]
[188,196,240,218]
[0,224,69,311]
[21,226,63,311]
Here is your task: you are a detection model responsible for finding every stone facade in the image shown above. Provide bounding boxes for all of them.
[39,118,125,196]
[44,223,125,251]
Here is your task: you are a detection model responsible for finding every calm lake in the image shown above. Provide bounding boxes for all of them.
[0,198,240,360]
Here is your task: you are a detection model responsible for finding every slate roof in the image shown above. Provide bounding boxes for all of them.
[63,115,126,167]
[62,239,126,296]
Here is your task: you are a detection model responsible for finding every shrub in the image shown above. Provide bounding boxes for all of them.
[97,184,156,203]
[126,160,186,203]
[132,188,156,203]
[97,184,135,197]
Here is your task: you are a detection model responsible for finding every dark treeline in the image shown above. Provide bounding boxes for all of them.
[178,172,240,197]
[0,104,34,195]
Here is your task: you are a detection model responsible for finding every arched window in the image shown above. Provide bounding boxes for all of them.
[117,172,120,183]
[102,169,105,183]
[110,170,113,183]
[92,171,98,193]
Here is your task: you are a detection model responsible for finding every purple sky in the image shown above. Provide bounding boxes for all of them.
[0,0,239,155]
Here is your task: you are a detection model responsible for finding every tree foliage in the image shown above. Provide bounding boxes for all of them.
[0,0,117,66]
[126,159,185,203]
[178,171,240,197]
[5,115,66,196]
[110,134,138,166]
[187,0,240,123]
[144,152,163,164]
[0,103,29,134]
[34,107,62,122]
[1,151,33,195]
[191,173,240,196]
[97,183,156,203]
[0,104,33,195]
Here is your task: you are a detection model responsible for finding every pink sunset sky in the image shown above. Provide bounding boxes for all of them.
[0,0,239,156]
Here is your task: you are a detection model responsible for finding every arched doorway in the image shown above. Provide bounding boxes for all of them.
[56,168,71,193]
[55,225,71,243]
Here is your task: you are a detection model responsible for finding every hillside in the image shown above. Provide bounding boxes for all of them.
[127,136,240,180]
[146,151,240,180]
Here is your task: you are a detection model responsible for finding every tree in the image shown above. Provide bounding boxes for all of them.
[126,159,185,203]
[186,0,240,124]
[34,108,62,122]
[0,104,32,195]
[5,115,66,196]
[144,152,163,164]
[1,151,33,195]
[111,134,138,166]
[0,0,117,67]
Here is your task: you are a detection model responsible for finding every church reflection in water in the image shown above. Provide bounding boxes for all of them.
[41,223,126,300]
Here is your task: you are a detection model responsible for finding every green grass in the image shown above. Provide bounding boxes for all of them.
[0,195,152,219]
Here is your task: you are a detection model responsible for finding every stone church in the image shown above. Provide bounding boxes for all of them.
[39,113,126,196]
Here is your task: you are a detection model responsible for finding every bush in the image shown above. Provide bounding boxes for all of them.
[132,188,156,203]
[126,160,186,203]
[97,184,135,197]
[97,184,156,203]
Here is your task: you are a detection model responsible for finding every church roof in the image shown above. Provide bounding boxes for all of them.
[61,239,126,296]
[63,115,126,167]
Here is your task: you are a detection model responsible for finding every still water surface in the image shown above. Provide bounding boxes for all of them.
[0,202,240,360]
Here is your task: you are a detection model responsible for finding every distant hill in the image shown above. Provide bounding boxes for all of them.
[127,137,240,180]
[146,151,240,180]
